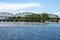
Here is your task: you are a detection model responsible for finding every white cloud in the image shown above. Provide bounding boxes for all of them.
[20,11,39,13]
[0,2,41,12]
[53,12,60,17]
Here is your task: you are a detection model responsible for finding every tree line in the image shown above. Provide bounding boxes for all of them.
[5,13,59,22]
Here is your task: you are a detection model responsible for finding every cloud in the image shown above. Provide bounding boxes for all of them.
[0,2,41,12]
[53,12,60,17]
[19,11,39,13]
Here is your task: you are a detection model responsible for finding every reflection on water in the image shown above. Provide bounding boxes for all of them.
[0,22,60,26]
[0,22,45,26]
[0,22,60,40]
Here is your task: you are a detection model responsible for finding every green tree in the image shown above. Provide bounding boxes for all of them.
[41,13,49,21]
[25,13,41,20]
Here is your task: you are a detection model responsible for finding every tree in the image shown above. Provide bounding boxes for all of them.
[41,13,49,21]
[25,13,41,19]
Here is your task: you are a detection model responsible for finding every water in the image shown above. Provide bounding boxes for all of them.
[0,22,60,40]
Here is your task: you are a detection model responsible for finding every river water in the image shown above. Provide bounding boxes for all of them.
[0,22,60,40]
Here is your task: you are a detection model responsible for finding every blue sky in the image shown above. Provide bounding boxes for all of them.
[0,0,60,16]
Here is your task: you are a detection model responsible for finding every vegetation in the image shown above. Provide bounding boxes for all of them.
[0,12,59,22]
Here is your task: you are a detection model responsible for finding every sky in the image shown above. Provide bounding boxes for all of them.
[0,0,60,16]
